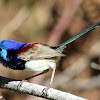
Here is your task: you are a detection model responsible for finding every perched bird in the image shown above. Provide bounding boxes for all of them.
[0,22,100,89]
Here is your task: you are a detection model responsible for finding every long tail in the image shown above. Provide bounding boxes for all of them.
[55,21,100,50]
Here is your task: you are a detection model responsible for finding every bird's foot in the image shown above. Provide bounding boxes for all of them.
[42,85,52,96]
[17,80,28,89]
[45,85,52,91]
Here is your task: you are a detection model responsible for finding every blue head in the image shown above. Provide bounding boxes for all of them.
[0,40,26,61]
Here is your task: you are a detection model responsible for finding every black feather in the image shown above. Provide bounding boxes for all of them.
[0,49,26,70]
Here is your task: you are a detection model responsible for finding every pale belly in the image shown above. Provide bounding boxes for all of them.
[25,59,56,71]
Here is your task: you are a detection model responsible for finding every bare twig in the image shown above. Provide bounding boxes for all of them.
[0,76,87,100]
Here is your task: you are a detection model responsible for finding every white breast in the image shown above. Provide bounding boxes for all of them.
[25,59,56,71]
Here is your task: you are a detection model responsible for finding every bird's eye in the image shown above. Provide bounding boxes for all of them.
[0,48,2,51]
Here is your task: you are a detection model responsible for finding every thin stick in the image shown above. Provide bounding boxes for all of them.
[25,69,49,80]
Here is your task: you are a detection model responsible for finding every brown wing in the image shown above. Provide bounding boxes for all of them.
[17,43,65,61]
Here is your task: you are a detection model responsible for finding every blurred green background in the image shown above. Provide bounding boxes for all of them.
[0,0,100,100]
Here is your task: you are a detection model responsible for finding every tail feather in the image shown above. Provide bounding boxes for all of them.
[54,21,100,50]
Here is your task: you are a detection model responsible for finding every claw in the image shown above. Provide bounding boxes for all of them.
[17,80,28,89]
[42,88,48,96]
[42,85,52,96]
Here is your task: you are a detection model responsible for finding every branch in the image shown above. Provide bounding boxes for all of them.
[0,76,87,100]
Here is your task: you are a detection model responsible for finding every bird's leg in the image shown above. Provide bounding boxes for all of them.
[48,67,56,89]
[42,67,56,95]
[25,69,49,80]
[44,67,56,92]
[17,69,49,89]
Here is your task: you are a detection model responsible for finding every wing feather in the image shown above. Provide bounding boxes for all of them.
[17,43,65,61]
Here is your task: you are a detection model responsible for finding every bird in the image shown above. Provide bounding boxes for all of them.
[0,21,100,89]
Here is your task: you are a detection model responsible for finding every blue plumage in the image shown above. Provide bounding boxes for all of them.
[0,40,27,70]
[0,40,25,50]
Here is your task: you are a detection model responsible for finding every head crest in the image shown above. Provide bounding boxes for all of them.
[0,40,25,50]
